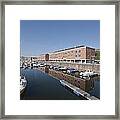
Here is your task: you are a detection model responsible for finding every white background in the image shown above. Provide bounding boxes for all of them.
[5,5,115,115]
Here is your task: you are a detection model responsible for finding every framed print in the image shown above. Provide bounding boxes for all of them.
[0,0,119,119]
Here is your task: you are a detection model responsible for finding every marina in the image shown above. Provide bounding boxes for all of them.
[36,65,100,98]
[20,65,100,100]
[20,68,87,100]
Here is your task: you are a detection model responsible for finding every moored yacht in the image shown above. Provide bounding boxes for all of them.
[20,76,27,94]
[80,70,98,77]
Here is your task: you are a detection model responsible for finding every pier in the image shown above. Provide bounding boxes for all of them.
[60,80,99,100]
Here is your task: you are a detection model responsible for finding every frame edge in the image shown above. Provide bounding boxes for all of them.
[1,0,119,119]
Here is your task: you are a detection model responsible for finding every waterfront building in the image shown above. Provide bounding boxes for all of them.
[38,45,96,64]
[49,45,95,64]
[37,54,49,61]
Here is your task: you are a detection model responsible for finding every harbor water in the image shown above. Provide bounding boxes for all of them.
[20,68,100,100]
[20,68,87,100]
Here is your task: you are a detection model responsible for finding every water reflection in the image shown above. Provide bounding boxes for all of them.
[20,68,87,100]
[39,66,100,98]
[45,66,49,73]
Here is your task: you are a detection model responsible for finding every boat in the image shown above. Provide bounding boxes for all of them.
[67,68,79,74]
[20,76,27,94]
[80,70,98,77]
[59,67,67,73]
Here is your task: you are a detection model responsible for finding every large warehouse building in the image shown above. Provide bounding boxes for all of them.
[38,45,97,64]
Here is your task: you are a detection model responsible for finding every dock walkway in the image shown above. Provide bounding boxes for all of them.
[60,80,99,100]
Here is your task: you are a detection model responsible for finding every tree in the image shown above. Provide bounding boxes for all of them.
[95,51,100,60]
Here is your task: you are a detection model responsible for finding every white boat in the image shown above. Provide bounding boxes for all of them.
[59,67,67,70]
[20,76,27,94]
[80,70,98,77]
[67,68,79,74]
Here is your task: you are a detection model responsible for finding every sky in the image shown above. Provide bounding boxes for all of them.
[20,20,100,56]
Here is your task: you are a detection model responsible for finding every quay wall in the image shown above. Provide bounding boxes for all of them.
[37,67,97,92]
[46,61,100,74]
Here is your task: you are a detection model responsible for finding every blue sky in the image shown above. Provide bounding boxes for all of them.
[20,20,100,56]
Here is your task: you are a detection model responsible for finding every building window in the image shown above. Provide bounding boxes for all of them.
[82,60,85,63]
[76,51,77,53]
[76,55,77,57]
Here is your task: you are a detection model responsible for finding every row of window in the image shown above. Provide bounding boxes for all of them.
[75,54,81,57]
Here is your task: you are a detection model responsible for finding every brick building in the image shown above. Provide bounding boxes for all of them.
[49,45,95,64]
[38,45,96,64]
[38,54,49,61]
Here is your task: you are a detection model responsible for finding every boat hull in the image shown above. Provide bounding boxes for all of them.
[20,76,27,94]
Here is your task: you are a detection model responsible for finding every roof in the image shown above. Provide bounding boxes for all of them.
[52,45,85,53]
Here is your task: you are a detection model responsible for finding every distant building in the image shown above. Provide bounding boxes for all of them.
[45,54,49,61]
[38,54,49,61]
[38,45,97,64]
